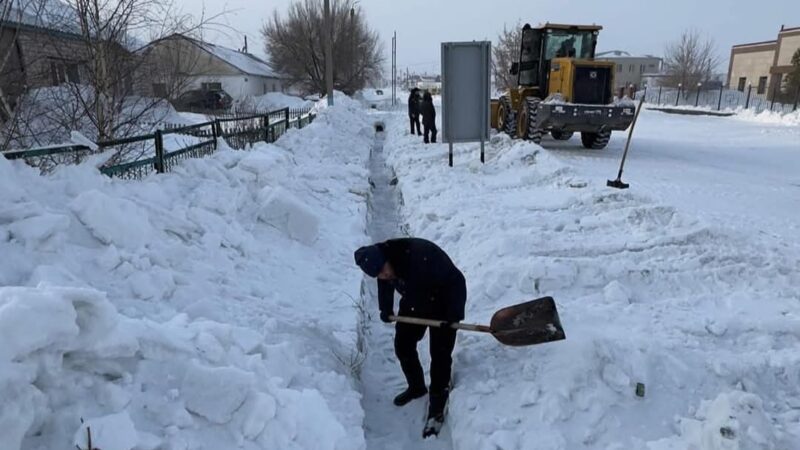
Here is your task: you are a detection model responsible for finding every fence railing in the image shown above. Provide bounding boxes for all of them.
[635,85,800,114]
[2,106,316,180]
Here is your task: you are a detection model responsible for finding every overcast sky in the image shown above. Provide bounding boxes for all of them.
[180,0,800,76]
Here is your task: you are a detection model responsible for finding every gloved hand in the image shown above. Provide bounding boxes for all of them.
[379,311,393,323]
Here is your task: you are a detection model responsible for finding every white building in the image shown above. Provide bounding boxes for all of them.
[140,34,286,101]
[596,50,662,90]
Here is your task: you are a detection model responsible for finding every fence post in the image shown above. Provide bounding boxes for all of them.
[694,83,701,107]
[154,130,165,173]
[284,107,290,131]
[675,84,682,106]
[211,120,218,149]
[717,85,724,110]
[263,115,269,142]
[642,86,647,103]
[794,86,799,112]
[657,86,662,104]
[745,84,753,109]
[770,84,777,111]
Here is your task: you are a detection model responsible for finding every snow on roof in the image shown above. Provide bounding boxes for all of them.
[197,40,280,78]
[4,0,81,35]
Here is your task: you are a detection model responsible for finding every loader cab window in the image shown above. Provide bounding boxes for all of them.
[544,30,595,60]
[518,28,542,86]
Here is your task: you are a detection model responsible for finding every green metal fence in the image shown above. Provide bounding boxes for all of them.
[2,106,316,180]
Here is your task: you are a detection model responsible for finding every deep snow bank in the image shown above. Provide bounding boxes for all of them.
[0,101,374,450]
[382,116,800,449]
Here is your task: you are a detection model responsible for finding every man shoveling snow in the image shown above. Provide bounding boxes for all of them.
[354,237,466,438]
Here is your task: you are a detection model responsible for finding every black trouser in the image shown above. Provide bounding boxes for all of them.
[409,113,421,135]
[394,319,457,395]
[423,123,437,143]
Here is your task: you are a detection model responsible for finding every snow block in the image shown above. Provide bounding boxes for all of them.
[0,286,120,360]
[0,287,79,360]
[239,392,277,439]
[647,391,779,450]
[7,213,70,246]
[181,362,255,424]
[69,190,152,250]
[73,411,138,450]
[257,186,320,245]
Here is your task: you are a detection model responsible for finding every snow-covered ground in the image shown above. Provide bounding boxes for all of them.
[1,98,375,450]
[547,109,800,251]
[381,110,800,449]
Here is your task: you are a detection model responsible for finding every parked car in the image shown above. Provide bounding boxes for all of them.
[174,89,233,111]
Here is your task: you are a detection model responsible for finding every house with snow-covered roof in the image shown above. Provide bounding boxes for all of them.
[0,1,93,120]
[138,34,287,103]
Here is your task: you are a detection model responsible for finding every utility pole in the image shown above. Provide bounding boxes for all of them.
[324,0,334,106]
[392,31,396,106]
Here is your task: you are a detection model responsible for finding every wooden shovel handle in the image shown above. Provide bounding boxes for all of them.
[389,315,492,333]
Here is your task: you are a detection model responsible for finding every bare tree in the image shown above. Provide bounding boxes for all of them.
[662,29,720,89]
[785,48,800,97]
[492,22,522,92]
[261,0,384,96]
[1,0,223,152]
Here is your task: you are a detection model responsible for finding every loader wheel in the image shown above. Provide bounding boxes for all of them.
[521,97,543,144]
[551,130,574,141]
[497,96,517,136]
[580,130,612,149]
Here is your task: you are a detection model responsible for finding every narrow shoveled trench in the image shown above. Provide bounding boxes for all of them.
[358,124,453,450]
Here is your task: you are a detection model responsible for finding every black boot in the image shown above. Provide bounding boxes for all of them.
[427,390,449,421]
[393,385,428,406]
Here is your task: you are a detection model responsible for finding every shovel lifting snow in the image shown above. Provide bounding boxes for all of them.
[389,296,565,347]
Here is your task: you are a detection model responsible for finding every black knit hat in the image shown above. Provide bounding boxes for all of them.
[354,245,385,277]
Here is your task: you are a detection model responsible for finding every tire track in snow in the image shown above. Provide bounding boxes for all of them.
[359,128,454,450]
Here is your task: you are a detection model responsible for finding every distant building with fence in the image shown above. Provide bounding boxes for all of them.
[728,25,800,99]
[596,50,662,92]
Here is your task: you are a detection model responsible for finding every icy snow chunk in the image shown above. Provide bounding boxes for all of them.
[230,327,264,354]
[603,280,633,305]
[7,213,70,245]
[257,186,320,245]
[239,392,277,439]
[73,411,138,450]
[0,383,45,450]
[69,190,151,250]
[181,362,255,424]
[0,287,79,360]
[647,391,779,450]
[238,148,291,181]
[28,265,86,288]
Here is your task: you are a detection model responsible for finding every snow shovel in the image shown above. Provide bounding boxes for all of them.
[389,296,565,347]
[607,96,646,190]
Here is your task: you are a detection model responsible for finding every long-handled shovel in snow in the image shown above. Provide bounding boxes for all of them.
[607,96,646,190]
[389,296,565,346]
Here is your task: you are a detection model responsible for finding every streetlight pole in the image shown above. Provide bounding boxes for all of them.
[324,0,334,106]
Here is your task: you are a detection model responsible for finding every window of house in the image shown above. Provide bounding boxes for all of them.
[640,64,645,73]
[737,77,746,91]
[65,64,80,84]
[263,83,267,94]
[629,64,634,72]
[50,61,81,85]
[273,83,278,92]
[617,64,622,73]
[202,82,222,91]
[757,76,767,94]
[152,83,167,98]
